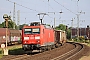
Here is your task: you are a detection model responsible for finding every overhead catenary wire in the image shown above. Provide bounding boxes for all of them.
[6,0,39,12]
[37,0,56,20]
[47,0,56,12]
[54,0,76,15]
[40,0,56,12]
[7,0,55,20]
[47,14,54,19]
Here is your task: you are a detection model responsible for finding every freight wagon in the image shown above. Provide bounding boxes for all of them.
[22,22,66,53]
[0,28,21,45]
[54,30,66,46]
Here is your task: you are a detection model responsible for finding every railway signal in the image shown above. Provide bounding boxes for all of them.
[3,14,9,55]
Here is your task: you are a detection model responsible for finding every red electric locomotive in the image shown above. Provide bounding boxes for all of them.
[22,22,66,53]
[22,22,55,52]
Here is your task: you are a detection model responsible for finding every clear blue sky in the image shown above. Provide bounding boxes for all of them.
[0,0,90,28]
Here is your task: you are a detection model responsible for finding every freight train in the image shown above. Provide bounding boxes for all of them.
[22,22,66,53]
[0,28,22,45]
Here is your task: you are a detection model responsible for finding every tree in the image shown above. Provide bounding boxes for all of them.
[55,24,66,31]
[0,15,18,29]
[1,20,16,29]
[67,28,71,39]
[0,24,3,28]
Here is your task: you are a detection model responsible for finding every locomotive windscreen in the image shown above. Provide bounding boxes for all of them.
[24,28,40,34]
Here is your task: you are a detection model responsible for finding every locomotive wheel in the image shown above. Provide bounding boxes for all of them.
[47,46,51,51]
[50,45,53,49]
[26,51,32,55]
[39,49,44,53]
[52,45,56,49]
[39,47,45,53]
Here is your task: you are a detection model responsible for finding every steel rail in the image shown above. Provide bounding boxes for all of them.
[65,43,83,60]
[51,43,83,60]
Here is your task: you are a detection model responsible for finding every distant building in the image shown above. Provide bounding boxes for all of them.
[71,26,90,39]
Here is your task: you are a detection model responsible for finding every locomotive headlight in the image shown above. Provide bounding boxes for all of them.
[24,37,29,40]
[35,36,40,39]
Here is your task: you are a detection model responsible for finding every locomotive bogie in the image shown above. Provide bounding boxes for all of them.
[22,44,40,51]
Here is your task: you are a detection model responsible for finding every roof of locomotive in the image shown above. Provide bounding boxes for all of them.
[30,22,40,26]
[25,22,53,29]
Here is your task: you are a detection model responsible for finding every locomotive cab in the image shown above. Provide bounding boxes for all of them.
[22,22,41,51]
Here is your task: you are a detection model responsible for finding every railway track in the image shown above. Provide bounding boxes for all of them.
[0,42,87,60]
[51,42,84,60]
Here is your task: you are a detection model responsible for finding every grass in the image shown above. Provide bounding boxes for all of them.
[86,43,90,47]
[9,48,25,55]
[68,39,90,48]
[0,44,24,58]
[0,50,3,58]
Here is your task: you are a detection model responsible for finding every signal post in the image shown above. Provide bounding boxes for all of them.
[3,14,9,55]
